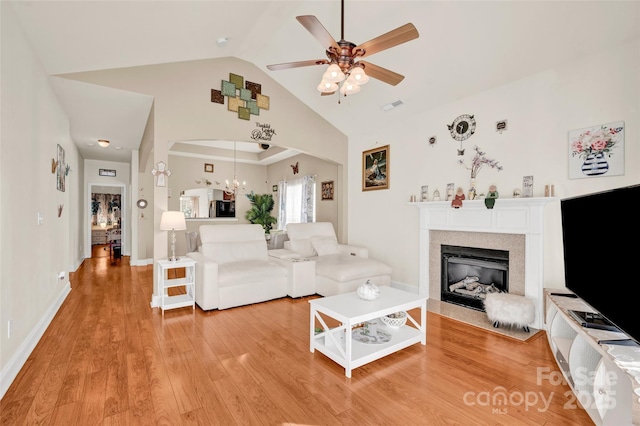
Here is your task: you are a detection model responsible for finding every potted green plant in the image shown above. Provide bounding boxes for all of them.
[245,191,277,234]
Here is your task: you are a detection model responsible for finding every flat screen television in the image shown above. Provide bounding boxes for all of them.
[560,184,640,345]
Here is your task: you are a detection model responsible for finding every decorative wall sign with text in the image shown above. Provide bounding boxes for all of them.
[211,73,270,120]
[250,122,277,142]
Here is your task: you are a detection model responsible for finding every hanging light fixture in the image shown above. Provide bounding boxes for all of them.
[316,63,369,96]
[98,139,110,148]
[224,141,245,199]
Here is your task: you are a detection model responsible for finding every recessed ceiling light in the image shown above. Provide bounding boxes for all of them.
[98,139,110,148]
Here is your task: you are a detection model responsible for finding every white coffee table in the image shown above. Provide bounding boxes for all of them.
[309,286,427,377]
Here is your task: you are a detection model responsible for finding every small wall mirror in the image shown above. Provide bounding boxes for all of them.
[136,199,148,209]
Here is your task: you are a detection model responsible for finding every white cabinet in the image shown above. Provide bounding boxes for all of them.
[270,255,316,298]
[545,291,639,425]
[156,258,196,314]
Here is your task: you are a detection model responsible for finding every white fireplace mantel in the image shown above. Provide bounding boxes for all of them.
[411,197,555,329]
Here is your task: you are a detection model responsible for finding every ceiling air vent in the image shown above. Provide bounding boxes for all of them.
[382,100,404,111]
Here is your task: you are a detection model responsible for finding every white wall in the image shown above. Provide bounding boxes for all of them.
[347,39,640,292]
[0,3,80,398]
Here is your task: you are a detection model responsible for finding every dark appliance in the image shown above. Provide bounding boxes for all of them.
[215,200,235,218]
[560,184,640,344]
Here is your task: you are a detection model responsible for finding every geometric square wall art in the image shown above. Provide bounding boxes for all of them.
[212,73,270,120]
[568,121,624,179]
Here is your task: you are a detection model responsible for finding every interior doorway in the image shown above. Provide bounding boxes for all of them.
[87,183,127,259]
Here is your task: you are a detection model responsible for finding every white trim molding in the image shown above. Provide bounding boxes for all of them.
[411,197,555,330]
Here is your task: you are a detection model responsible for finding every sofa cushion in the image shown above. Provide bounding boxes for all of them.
[218,260,287,287]
[201,240,268,264]
[311,236,340,256]
[314,254,392,282]
[288,238,317,258]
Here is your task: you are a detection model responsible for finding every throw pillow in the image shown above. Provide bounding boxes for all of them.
[310,237,340,256]
[288,238,316,257]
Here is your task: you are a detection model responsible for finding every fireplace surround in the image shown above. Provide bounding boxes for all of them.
[412,197,554,330]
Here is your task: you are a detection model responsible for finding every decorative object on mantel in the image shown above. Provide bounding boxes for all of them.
[451,187,465,209]
[522,175,533,197]
[569,121,624,179]
[420,185,428,201]
[458,146,502,200]
[513,189,521,198]
[496,119,508,134]
[432,189,440,201]
[362,145,389,191]
[51,159,58,174]
[356,280,380,301]
[58,204,63,217]
[151,161,171,187]
[485,185,499,209]
[212,72,269,120]
[544,185,555,197]
[65,164,71,176]
[446,183,454,201]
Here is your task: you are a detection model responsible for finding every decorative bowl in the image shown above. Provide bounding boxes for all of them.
[380,311,408,328]
[356,280,380,301]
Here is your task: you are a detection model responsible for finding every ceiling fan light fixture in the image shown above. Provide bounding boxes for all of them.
[98,139,110,148]
[317,80,338,93]
[323,64,345,83]
[349,66,369,84]
[340,81,361,95]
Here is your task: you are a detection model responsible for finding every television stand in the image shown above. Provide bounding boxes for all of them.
[568,310,620,332]
[545,290,640,425]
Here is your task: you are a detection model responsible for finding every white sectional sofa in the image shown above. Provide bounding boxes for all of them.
[186,224,288,310]
[284,222,392,296]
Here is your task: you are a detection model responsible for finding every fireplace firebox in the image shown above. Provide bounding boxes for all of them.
[441,245,509,311]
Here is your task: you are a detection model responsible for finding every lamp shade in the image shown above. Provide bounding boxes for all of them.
[349,66,369,85]
[323,64,345,83]
[317,80,338,93]
[340,81,361,95]
[160,211,187,231]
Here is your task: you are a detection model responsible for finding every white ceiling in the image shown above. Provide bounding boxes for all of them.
[9,1,639,164]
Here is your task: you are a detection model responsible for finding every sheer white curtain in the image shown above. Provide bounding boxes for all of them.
[277,175,316,230]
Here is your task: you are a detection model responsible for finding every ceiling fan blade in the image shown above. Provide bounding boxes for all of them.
[358,61,404,86]
[296,15,340,51]
[353,23,419,58]
[267,59,329,71]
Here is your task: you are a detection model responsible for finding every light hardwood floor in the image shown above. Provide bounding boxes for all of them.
[0,247,592,425]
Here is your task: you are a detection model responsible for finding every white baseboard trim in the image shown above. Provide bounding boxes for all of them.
[0,283,71,399]
[132,258,153,266]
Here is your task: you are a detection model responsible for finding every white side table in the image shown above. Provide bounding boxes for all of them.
[156,258,196,315]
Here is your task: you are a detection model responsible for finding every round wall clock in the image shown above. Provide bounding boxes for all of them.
[448,114,477,142]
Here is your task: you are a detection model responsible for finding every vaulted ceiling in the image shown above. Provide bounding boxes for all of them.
[9,1,639,163]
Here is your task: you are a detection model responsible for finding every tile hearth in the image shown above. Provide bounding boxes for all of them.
[428,299,541,341]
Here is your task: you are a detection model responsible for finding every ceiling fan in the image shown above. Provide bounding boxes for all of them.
[266,0,419,96]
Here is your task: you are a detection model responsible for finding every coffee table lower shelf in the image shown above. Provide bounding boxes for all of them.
[312,325,424,376]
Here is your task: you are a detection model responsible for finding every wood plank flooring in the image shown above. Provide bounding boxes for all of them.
[0,248,593,425]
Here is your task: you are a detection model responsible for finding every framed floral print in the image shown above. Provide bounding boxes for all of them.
[569,121,624,179]
[362,145,389,191]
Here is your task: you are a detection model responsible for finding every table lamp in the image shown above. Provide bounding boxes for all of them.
[160,211,187,261]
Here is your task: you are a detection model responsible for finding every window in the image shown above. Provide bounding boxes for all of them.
[277,175,316,230]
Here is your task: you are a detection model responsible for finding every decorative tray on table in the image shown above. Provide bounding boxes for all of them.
[352,324,391,344]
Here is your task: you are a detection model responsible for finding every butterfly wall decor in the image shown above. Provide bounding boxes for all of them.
[291,162,299,174]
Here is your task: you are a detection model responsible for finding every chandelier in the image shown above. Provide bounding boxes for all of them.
[317,63,369,96]
[224,141,245,199]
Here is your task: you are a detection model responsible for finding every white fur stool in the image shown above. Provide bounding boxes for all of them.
[484,293,535,332]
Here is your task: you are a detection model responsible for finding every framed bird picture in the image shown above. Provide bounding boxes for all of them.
[362,145,389,191]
